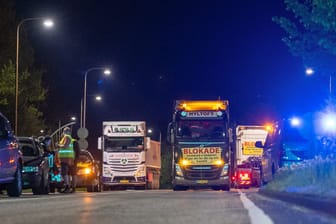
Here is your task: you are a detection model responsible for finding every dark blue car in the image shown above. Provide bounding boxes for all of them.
[0,112,23,197]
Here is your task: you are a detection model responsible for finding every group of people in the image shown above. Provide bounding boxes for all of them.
[41,127,79,193]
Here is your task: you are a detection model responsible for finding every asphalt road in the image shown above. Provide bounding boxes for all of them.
[0,189,335,224]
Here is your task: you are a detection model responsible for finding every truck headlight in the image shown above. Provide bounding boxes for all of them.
[135,166,145,177]
[212,160,224,166]
[221,164,229,176]
[175,164,184,177]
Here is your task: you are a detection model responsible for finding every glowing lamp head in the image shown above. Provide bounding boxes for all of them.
[43,19,54,28]
[322,113,336,132]
[104,69,111,75]
[305,68,314,76]
[290,117,301,127]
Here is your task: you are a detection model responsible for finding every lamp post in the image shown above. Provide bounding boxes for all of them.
[83,68,110,128]
[15,17,53,135]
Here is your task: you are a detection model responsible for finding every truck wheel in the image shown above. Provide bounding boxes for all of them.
[212,186,221,191]
[102,185,110,191]
[173,185,187,191]
[221,185,230,191]
[7,166,23,197]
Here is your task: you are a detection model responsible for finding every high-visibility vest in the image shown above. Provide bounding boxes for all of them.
[58,135,75,159]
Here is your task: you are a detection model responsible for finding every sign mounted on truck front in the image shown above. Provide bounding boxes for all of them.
[103,122,145,137]
[181,147,222,165]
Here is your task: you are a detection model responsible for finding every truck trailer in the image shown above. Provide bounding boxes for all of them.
[232,125,268,188]
[98,121,161,190]
[167,100,232,191]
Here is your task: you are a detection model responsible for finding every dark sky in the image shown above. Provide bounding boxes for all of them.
[16,0,329,142]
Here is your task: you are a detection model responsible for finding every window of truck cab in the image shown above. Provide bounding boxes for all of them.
[176,120,228,139]
[104,137,144,152]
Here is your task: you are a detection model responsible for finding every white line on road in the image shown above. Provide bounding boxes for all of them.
[239,190,274,224]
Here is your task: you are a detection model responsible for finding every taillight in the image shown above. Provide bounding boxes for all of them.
[239,173,251,180]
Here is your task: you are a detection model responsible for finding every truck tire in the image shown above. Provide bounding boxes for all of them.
[221,185,230,191]
[212,186,221,191]
[173,185,187,191]
[7,166,22,197]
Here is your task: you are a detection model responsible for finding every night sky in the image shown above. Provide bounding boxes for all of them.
[15,0,329,143]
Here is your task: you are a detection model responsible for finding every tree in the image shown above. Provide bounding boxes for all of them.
[0,0,47,136]
[273,0,336,73]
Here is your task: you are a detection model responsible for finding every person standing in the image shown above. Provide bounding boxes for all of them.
[57,127,75,193]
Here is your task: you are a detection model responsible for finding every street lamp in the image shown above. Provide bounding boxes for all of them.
[305,67,332,98]
[147,128,162,143]
[80,94,103,128]
[83,67,111,128]
[15,17,54,135]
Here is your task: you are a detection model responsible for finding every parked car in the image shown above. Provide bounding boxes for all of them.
[0,112,23,197]
[76,150,100,192]
[18,136,51,194]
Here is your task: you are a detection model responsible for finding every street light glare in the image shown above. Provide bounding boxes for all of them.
[305,68,314,76]
[104,69,111,75]
[95,95,102,101]
[43,19,54,28]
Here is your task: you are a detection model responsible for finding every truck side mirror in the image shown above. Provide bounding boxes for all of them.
[167,122,173,145]
[255,141,264,148]
[228,128,233,143]
[145,137,151,151]
[97,137,102,150]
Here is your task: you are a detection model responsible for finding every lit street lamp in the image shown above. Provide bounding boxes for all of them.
[83,68,110,128]
[15,17,53,135]
[80,94,103,128]
[305,67,332,98]
[147,128,162,143]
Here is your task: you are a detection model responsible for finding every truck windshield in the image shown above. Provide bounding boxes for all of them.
[104,137,144,152]
[176,120,227,139]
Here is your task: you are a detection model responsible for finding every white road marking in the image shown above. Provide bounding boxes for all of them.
[239,190,274,224]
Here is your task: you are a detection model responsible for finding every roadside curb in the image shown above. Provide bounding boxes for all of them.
[258,188,336,218]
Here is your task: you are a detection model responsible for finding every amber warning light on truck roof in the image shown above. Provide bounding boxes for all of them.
[176,100,228,111]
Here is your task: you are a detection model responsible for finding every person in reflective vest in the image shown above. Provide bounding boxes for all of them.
[57,127,75,193]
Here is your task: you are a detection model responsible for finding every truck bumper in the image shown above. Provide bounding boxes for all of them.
[173,176,230,188]
[101,176,146,186]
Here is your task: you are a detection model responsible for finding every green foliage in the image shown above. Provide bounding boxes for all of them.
[0,0,48,136]
[160,143,172,189]
[274,0,336,71]
[265,156,336,196]
[0,61,15,114]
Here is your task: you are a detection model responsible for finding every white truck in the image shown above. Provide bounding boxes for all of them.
[98,121,161,190]
[233,125,268,188]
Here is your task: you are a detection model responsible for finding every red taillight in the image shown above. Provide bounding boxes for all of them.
[239,173,251,180]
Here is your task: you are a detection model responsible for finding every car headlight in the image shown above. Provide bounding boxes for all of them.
[78,167,92,175]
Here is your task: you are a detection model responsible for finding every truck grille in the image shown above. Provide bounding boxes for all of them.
[183,166,221,180]
[109,157,140,172]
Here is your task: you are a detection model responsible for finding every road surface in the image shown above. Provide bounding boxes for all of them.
[0,188,335,224]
